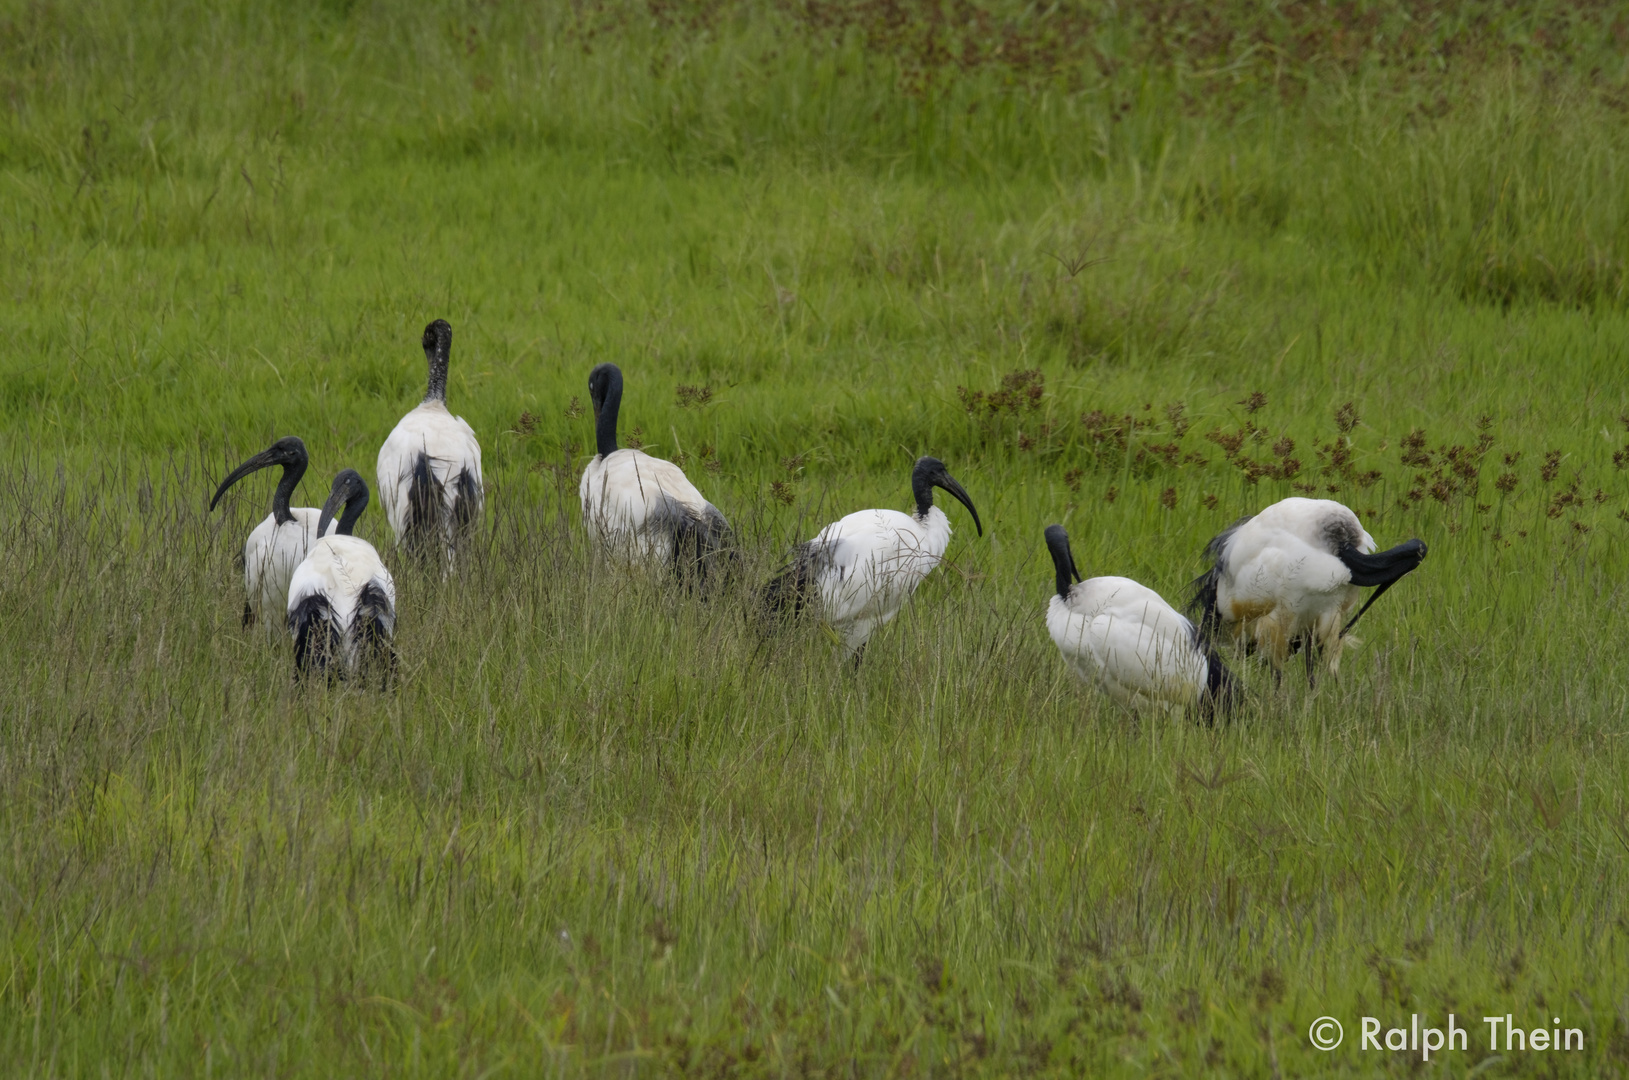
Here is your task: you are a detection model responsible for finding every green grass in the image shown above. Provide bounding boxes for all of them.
[4,1,1629,1075]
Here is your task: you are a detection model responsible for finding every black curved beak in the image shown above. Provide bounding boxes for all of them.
[935,472,983,537]
[1339,538,1427,587]
[210,448,282,511]
[316,486,345,539]
[1043,524,1079,599]
[1338,538,1428,636]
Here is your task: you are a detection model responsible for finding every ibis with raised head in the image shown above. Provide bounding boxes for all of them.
[1188,496,1426,683]
[762,456,982,662]
[209,435,336,629]
[1044,524,1234,718]
[376,319,483,567]
[287,469,398,682]
[579,362,734,580]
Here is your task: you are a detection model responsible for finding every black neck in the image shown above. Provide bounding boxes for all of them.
[336,490,368,536]
[424,343,448,404]
[910,465,934,519]
[595,370,623,458]
[271,456,306,526]
[1054,555,1075,600]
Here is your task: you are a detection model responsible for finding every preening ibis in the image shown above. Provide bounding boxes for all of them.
[579,362,734,580]
[376,319,483,566]
[1044,524,1234,718]
[762,456,982,661]
[1188,496,1426,682]
[287,469,398,681]
[209,435,336,629]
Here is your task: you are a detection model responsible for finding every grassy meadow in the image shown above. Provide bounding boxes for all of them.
[5,0,1629,1074]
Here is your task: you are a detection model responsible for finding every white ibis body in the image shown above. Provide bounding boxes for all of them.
[287,470,398,681]
[209,435,337,629]
[376,319,483,566]
[762,456,982,659]
[579,363,733,579]
[1189,497,1426,681]
[1044,525,1233,718]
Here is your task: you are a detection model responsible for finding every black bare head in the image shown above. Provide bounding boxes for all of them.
[1043,524,1081,600]
[587,362,625,458]
[910,456,983,536]
[422,319,452,403]
[210,435,310,525]
[317,468,370,537]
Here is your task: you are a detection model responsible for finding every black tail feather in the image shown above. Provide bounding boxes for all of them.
[403,452,444,562]
[290,594,340,676]
[353,582,398,688]
[1187,564,1224,642]
[1187,514,1253,643]
[1199,645,1241,725]
[451,467,481,539]
[760,542,817,621]
[669,504,737,592]
[672,512,706,583]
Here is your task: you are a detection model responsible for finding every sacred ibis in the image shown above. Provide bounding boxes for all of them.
[1044,524,1235,718]
[1188,497,1426,683]
[579,362,734,581]
[761,456,982,662]
[209,435,337,629]
[376,319,483,566]
[287,469,398,682]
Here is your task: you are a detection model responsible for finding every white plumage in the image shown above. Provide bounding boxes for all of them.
[210,436,336,630]
[242,508,334,624]
[1044,524,1224,715]
[580,449,730,560]
[287,470,398,681]
[376,319,483,565]
[763,456,982,659]
[1190,496,1426,680]
[579,363,732,575]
